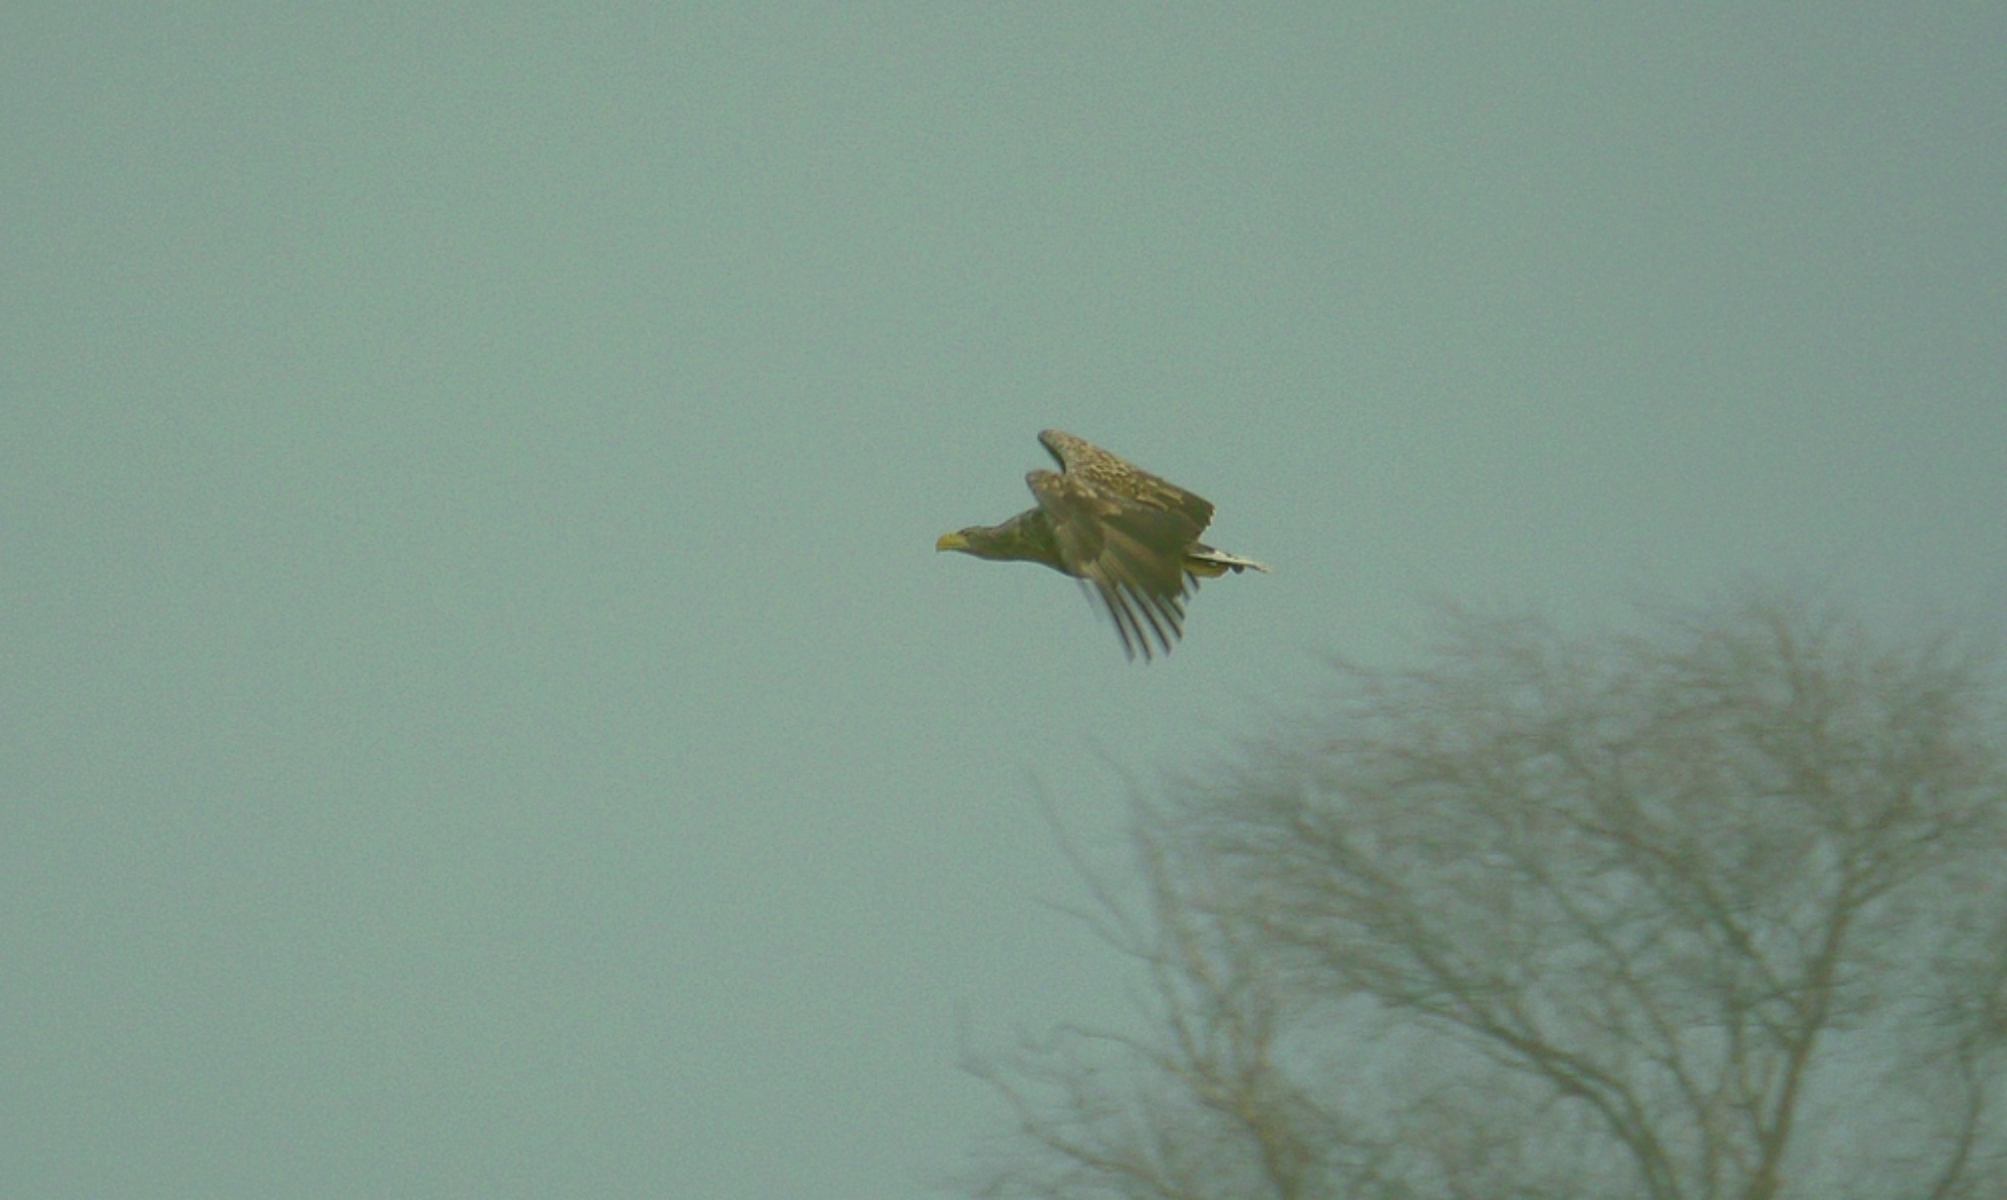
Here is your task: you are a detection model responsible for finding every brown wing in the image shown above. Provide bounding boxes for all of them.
[1027,468,1199,660]
[1038,430,1215,533]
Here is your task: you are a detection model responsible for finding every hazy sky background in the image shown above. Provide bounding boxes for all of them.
[5,5,2004,1197]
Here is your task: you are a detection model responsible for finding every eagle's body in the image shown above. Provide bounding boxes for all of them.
[936,430,1269,660]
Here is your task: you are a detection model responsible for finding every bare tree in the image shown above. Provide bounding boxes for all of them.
[963,596,2007,1200]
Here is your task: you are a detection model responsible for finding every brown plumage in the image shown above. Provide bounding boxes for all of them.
[936,430,1270,660]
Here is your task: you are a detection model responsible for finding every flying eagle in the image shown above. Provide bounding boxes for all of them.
[936,430,1270,660]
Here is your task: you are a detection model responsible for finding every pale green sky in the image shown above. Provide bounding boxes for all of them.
[4,5,2004,1197]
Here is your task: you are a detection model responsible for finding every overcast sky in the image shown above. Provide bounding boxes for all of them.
[5,5,2004,1197]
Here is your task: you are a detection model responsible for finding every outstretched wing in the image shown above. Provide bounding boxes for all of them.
[1038,429,1215,533]
[1027,469,1199,660]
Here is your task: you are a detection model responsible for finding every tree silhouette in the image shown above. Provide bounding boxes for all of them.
[964,597,2007,1200]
